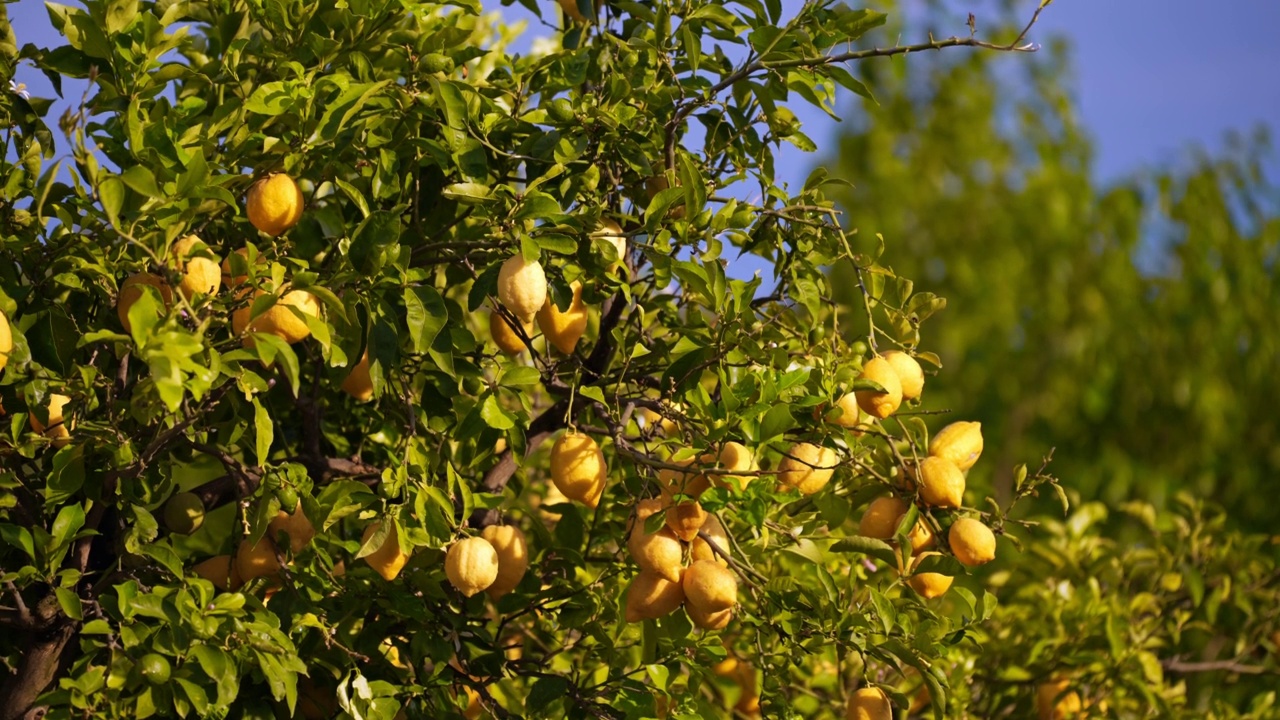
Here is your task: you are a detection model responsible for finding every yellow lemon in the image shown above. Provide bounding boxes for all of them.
[537,280,589,354]
[855,356,903,419]
[882,351,925,401]
[682,559,737,613]
[0,310,12,373]
[191,555,242,591]
[914,456,966,508]
[234,536,281,583]
[489,309,530,355]
[482,524,529,599]
[341,351,374,401]
[690,514,730,567]
[624,569,685,623]
[949,517,996,567]
[777,443,839,495]
[170,235,222,300]
[830,392,868,433]
[1037,677,1083,720]
[362,521,411,581]
[905,552,953,599]
[628,499,684,583]
[548,430,607,508]
[711,441,755,491]
[268,503,315,554]
[445,536,500,597]
[845,686,892,720]
[686,602,732,630]
[232,289,321,344]
[929,421,984,472]
[117,272,172,334]
[29,393,73,447]
[858,496,909,539]
[221,247,255,287]
[592,218,627,266]
[896,513,935,553]
[246,173,304,237]
[497,254,547,324]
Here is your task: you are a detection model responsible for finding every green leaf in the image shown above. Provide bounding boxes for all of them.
[54,586,82,620]
[828,535,897,567]
[404,286,447,354]
[253,399,272,468]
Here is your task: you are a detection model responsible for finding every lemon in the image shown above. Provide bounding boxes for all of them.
[232,289,321,344]
[914,456,966,508]
[191,554,242,591]
[138,653,171,685]
[685,602,732,630]
[855,356,903,419]
[117,272,172,334]
[268,503,315,554]
[624,569,685,623]
[164,492,205,535]
[497,254,547,324]
[845,686,892,720]
[628,499,684,583]
[777,443,839,495]
[221,247,255,287]
[489,309,530,355]
[362,521,411,581]
[690,513,730,567]
[537,280,589,354]
[29,393,73,447]
[170,235,222,300]
[882,351,925,401]
[905,552,953,599]
[949,517,996,566]
[341,351,374,401]
[549,430,607,508]
[246,173,304,237]
[858,496,909,539]
[0,310,12,373]
[929,421,984,472]
[592,218,627,267]
[1037,677,1083,720]
[234,536,281,583]
[897,513,936,553]
[683,559,737,613]
[658,462,710,541]
[830,392,867,433]
[711,441,755,491]
[482,524,529,599]
[445,536,500,597]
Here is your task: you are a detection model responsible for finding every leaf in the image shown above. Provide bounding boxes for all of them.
[480,394,516,430]
[120,166,162,198]
[527,676,569,713]
[757,404,794,443]
[828,536,897,567]
[253,399,273,468]
[54,586,82,620]
[404,286,447,354]
[348,209,402,275]
[49,503,85,551]
[442,182,492,204]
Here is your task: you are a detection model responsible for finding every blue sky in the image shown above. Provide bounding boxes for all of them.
[8,0,1279,189]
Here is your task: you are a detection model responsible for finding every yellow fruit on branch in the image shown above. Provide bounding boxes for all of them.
[624,569,685,623]
[341,351,374,402]
[362,521,411,581]
[858,496,910,539]
[830,392,867,433]
[682,559,738,613]
[0,310,12,373]
[246,173,304,237]
[489,309,530,355]
[628,499,684,583]
[549,430,607,508]
[658,462,710,541]
[232,288,322,345]
[191,555,242,591]
[686,602,733,630]
[117,272,173,334]
[949,517,996,567]
[482,524,529,599]
[905,552,953,600]
[690,514,730,567]
[777,442,839,495]
[537,280,589,354]
[913,456,966,508]
[591,218,627,267]
[1037,677,1083,720]
[268,503,315,554]
[497,254,547,324]
[898,514,936,553]
[221,247,255,287]
[445,536,500,597]
[845,686,892,720]
[28,393,74,447]
[711,441,755,491]
[234,536,282,583]
[882,351,925,401]
[170,235,222,300]
[855,355,904,419]
[929,421,984,472]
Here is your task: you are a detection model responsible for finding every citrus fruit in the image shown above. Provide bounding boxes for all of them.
[246,173,304,237]
[855,355,903,419]
[445,536,500,597]
[949,517,996,566]
[683,560,737,613]
[845,686,891,720]
[489,309,530,355]
[914,456,966,508]
[628,499,684,583]
[137,653,171,685]
[232,288,321,345]
[29,393,73,447]
[170,235,222,300]
[929,421,984,472]
[690,513,730,567]
[882,351,925,401]
[0,310,12,373]
[712,441,755,491]
[858,496,909,539]
[482,524,529,599]
[234,536,281,583]
[191,555,242,591]
[117,272,172,334]
[624,569,685,623]
[496,254,547,324]
[362,521,411,581]
[548,430,607,508]
[268,503,315,553]
[164,492,205,535]
[537,280,589,354]
[341,351,374,401]
[777,443,839,495]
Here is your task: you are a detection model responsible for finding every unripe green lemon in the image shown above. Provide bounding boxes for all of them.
[138,653,171,685]
[164,492,205,535]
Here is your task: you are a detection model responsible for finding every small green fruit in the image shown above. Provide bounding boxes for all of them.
[138,653,171,684]
[164,492,205,535]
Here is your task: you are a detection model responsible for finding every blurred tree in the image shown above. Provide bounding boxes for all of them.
[829,8,1280,531]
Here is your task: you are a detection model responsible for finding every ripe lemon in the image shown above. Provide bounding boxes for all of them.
[489,309,530,355]
[711,441,755,491]
[830,392,867,433]
[949,517,996,567]
[549,430,607,508]
[658,462,710,541]
[138,653,171,685]
[845,686,892,720]
[628,499,684,583]
[170,235,222,300]
[268,503,315,554]
[624,569,685,623]
[234,536,281,583]
[29,393,73,447]
[362,521,411,581]
[882,351,925,401]
[117,272,172,334]
[914,456,966,508]
[1037,677,1083,720]
[497,254,547,324]
[164,492,205,535]
[691,514,730,567]
[777,443,839,495]
[341,351,374,401]
[458,685,482,720]
[858,496,909,539]
[221,247,255,287]
[929,421,984,472]
[683,559,737,613]
[905,552,953,599]
[537,280,589,354]
[445,536,500,597]
[0,310,12,373]
[232,289,321,344]
[855,356,903,419]
[191,555,242,591]
[592,218,627,267]
[896,513,936,553]
[246,173,304,237]
[686,602,732,630]
[482,524,529,599]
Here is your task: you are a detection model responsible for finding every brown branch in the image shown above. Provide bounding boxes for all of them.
[1161,658,1272,675]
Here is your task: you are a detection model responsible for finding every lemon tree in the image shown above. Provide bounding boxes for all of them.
[3,0,1277,719]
